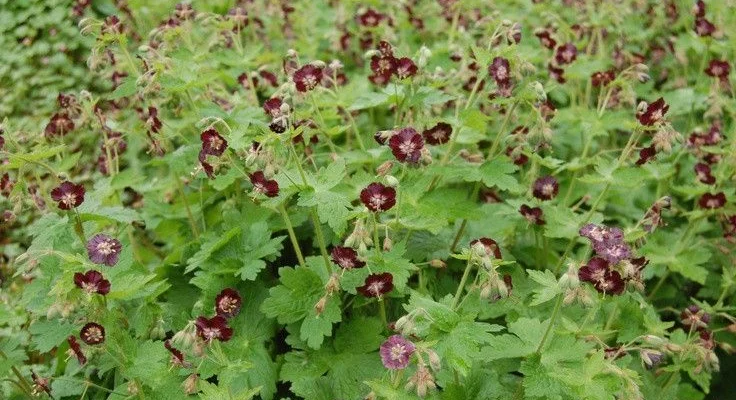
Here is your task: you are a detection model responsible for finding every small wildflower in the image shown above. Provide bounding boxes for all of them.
[195,315,233,342]
[555,43,577,65]
[67,336,87,365]
[470,237,502,259]
[379,335,415,369]
[86,234,122,266]
[249,171,279,197]
[360,182,397,212]
[578,257,625,295]
[215,288,242,318]
[357,272,394,297]
[489,57,511,84]
[694,163,716,185]
[80,322,106,345]
[51,181,85,210]
[681,305,711,331]
[532,176,559,201]
[422,122,452,145]
[164,339,188,367]
[395,57,418,79]
[73,270,111,295]
[699,192,726,209]
[388,127,424,163]
[293,64,323,92]
[705,60,730,78]
[637,98,669,126]
[330,246,366,269]
[519,204,545,225]
[200,128,228,156]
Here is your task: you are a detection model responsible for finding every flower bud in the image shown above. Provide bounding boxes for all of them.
[383,237,393,251]
[640,349,664,369]
[314,296,328,316]
[426,349,441,371]
[429,259,446,269]
[376,160,394,176]
[642,335,666,348]
[384,175,400,188]
[183,374,198,395]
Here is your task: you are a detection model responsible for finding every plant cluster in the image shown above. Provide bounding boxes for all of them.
[1,0,735,399]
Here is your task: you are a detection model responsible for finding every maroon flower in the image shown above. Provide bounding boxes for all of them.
[705,60,730,78]
[44,112,75,137]
[1,173,14,197]
[532,176,559,201]
[331,246,366,269]
[695,18,715,37]
[259,70,278,87]
[200,128,227,156]
[699,192,726,209]
[80,322,106,345]
[489,57,511,84]
[293,64,323,92]
[535,29,557,50]
[470,237,502,259]
[195,315,233,342]
[388,127,424,163]
[578,257,625,295]
[595,242,632,265]
[395,57,418,79]
[555,43,578,65]
[694,163,716,185]
[146,106,162,133]
[67,336,87,365]
[548,62,566,83]
[637,98,669,126]
[51,181,85,210]
[591,70,616,87]
[636,145,657,166]
[0,135,4,150]
[357,8,385,27]
[519,204,545,225]
[86,234,122,266]
[263,97,283,117]
[164,340,187,367]
[73,270,111,295]
[249,171,279,197]
[579,223,624,246]
[215,288,242,318]
[357,272,394,297]
[681,305,711,331]
[360,182,397,212]
[422,122,452,145]
[370,55,397,76]
[379,335,415,369]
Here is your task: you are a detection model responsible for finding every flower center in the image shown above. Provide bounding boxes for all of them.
[84,327,103,343]
[368,281,384,296]
[390,344,406,360]
[96,241,116,255]
[399,140,417,156]
[62,193,76,206]
[219,297,237,313]
[203,327,220,340]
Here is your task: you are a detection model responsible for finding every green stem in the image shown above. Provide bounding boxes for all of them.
[488,101,519,158]
[449,182,481,252]
[372,213,381,255]
[378,298,388,327]
[451,258,474,310]
[279,204,306,268]
[310,209,332,274]
[535,294,563,353]
[175,178,200,240]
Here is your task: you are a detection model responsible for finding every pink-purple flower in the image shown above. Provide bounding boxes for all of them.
[86,234,122,266]
[380,335,415,369]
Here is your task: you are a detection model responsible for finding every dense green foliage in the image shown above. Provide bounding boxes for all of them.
[1,1,735,399]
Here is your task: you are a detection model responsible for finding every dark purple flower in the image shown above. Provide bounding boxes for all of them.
[532,176,559,201]
[519,204,545,225]
[67,336,87,365]
[489,57,511,84]
[578,257,625,295]
[86,234,122,266]
[535,29,557,50]
[594,242,632,265]
[579,223,624,246]
[293,64,323,93]
[44,112,75,137]
[164,340,187,367]
[357,8,385,27]
[370,55,397,76]
[263,97,283,117]
[548,62,566,83]
[249,171,279,197]
[358,272,394,297]
[470,237,502,259]
[259,70,278,87]
[705,60,730,78]
[694,163,716,184]
[695,17,715,37]
[699,192,726,209]
[422,122,452,145]
[195,316,233,342]
[555,43,577,65]
[80,322,105,345]
[360,182,396,212]
[388,127,424,163]
[637,98,669,126]
[200,128,227,156]
[681,305,710,331]
[146,107,162,133]
[215,288,242,318]
[380,335,415,369]
[73,270,111,295]
[51,181,85,210]
[636,145,657,166]
[395,57,418,79]
[591,70,616,87]
[331,246,365,269]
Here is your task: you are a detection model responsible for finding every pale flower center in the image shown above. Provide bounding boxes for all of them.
[390,344,407,360]
[97,241,116,255]
[369,194,387,209]
[399,140,417,156]
[62,193,76,206]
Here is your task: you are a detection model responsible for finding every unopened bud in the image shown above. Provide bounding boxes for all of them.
[383,237,393,251]
[429,259,446,269]
[376,160,394,176]
[384,175,400,188]
[183,374,198,395]
[426,349,441,371]
[314,296,328,315]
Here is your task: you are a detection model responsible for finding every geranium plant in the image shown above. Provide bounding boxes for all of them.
[1,1,735,399]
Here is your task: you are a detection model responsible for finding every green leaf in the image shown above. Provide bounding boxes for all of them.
[29,319,76,353]
[349,91,389,110]
[108,77,136,99]
[527,269,562,306]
